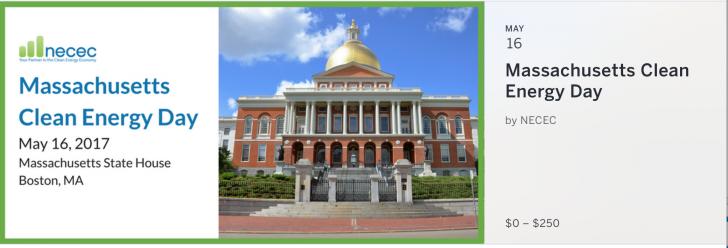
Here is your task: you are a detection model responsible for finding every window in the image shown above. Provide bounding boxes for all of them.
[364,115,374,133]
[437,116,449,135]
[256,170,265,176]
[333,114,342,133]
[257,144,266,162]
[319,84,328,88]
[348,115,358,133]
[222,139,229,150]
[440,144,450,163]
[442,170,451,176]
[380,115,390,133]
[317,115,326,133]
[459,170,469,177]
[241,144,250,161]
[425,144,433,161]
[401,116,410,134]
[244,116,253,135]
[422,116,431,134]
[332,144,342,166]
[275,145,284,161]
[276,116,284,134]
[455,116,464,135]
[240,170,248,176]
[223,128,230,135]
[259,116,269,135]
[296,116,305,134]
[457,144,466,162]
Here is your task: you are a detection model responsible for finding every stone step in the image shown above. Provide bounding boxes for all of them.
[250,211,460,217]
[257,207,454,213]
[266,206,452,211]
[251,202,462,218]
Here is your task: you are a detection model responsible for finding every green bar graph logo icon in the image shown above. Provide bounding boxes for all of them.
[19,36,44,58]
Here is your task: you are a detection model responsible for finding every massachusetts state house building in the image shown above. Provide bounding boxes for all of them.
[230,20,477,176]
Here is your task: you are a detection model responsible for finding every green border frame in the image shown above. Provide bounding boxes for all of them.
[0,1,485,244]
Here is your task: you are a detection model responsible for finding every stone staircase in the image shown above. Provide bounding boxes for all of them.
[219,198,291,216]
[250,202,462,218]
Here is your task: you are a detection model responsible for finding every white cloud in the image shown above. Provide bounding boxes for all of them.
[363,23,371,37]
[336,13,346,22]
[220,8,348,65]
[431,8,473,33]
[275,80,315,95]
[377,7,413,16]
[227,97,237,109]
[231,110,238,117]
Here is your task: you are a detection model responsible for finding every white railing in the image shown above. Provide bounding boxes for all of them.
[422,95,469,100]
[284,87,421,93]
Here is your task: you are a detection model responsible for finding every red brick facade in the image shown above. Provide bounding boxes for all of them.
[231,106,475,169]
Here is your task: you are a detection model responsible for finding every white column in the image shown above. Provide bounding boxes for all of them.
[288,102,298,134]
[326,101,332,135]
[343,101,348,134]
[359,101,364,135]
[417,101,423,134]
[306,102,317,134]
[390,101,395,134]
[395,101,401,134]
[276,102,290,134]
[411,101,418,134]
[375,101,380,134]
[303,101,310,135]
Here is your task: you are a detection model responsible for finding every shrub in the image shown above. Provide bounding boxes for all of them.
[220,172,236,180]
[272,174,292,181]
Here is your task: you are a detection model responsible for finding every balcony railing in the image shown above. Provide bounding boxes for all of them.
[284,87,421,93]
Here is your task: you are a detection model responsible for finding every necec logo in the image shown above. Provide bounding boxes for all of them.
[19,35,97,63]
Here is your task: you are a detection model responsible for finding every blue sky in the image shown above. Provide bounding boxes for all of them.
[219,7,479,117]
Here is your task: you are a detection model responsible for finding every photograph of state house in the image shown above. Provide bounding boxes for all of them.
[217,7,480,238]
[219,19,478,177]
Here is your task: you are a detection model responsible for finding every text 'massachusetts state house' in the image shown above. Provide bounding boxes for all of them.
[229,20,477,176]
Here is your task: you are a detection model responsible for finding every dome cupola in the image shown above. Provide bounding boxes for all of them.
[325,19,381,71]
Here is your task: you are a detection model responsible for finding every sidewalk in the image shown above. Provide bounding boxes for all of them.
[219,215,477,233]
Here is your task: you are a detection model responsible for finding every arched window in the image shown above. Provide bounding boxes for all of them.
[381,142,392,166]
[258,116,270,136]
[422,116,432,134]
[437,116,449,135]
[364,143,376,167]
[331,143,342,167]
[275,116,284,134]
[243,116,253,135]
[454,116,464,135]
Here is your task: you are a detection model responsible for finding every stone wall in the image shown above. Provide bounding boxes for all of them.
[416,198,479,216]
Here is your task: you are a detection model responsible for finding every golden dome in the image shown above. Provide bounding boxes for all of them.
[325,19,381,71]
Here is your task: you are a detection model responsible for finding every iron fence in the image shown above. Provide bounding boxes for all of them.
[378,179,397,201]
[310,177,329,201]
[336,179,371,201]
[219,180,294,199]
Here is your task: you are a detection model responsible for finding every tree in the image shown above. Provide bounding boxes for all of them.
[219,147,233,173]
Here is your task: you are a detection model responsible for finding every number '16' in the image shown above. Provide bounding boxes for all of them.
[507,37,522,49]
